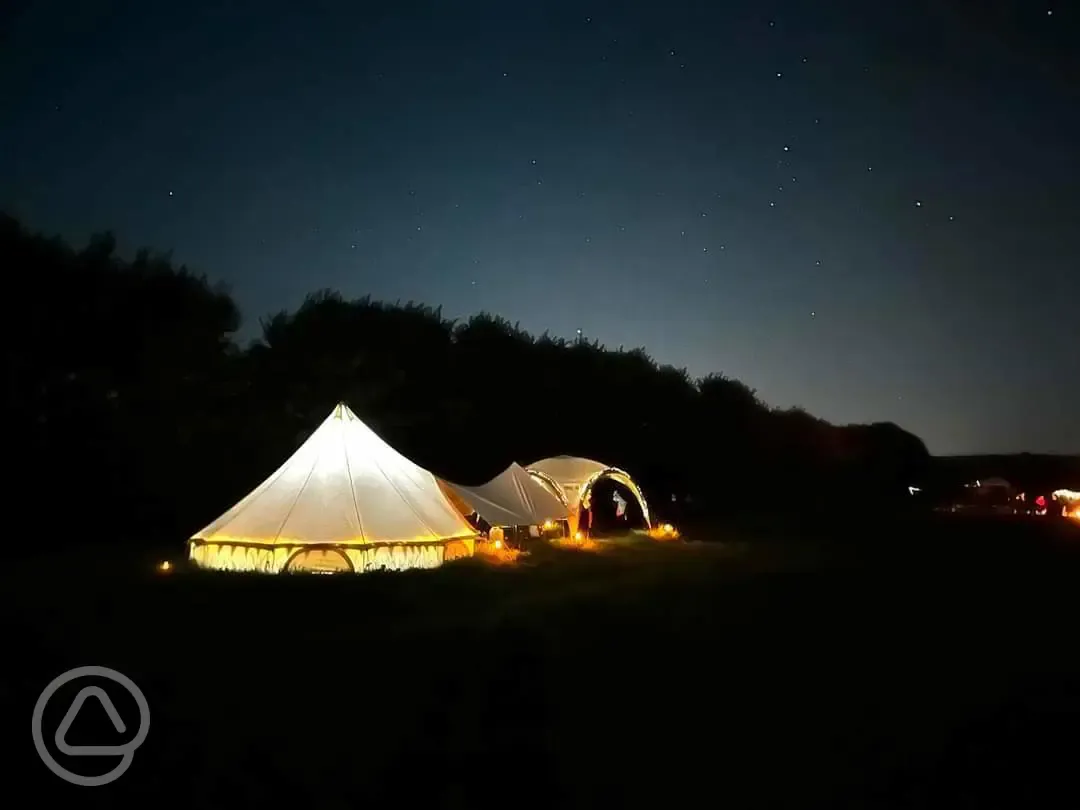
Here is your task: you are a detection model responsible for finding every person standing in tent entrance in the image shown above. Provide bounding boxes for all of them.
[613,491,627,524]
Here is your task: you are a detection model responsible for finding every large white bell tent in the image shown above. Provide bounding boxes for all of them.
[189,403,477,574]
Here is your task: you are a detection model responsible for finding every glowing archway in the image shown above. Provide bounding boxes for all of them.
[579,467,652,530]
[525,457,652,538]
[527,469,570,507]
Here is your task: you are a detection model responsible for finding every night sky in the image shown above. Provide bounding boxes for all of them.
[2,1,1077,455]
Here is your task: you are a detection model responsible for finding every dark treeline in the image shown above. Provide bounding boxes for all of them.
[5,213,932,545]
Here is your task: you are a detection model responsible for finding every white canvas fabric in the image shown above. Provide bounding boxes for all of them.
[193,403,477,546]
[525,455,610,509]
[445,463,569,527]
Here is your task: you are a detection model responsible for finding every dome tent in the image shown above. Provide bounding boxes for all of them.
[525,455,652,538]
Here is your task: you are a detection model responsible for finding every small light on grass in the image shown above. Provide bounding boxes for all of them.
[158,560,172,573]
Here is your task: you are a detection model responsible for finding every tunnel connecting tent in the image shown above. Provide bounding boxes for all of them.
[188,403,477,574]
[442,462,569,528]
[525,455,652,537]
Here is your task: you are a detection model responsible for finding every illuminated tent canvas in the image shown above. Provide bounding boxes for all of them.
[443,463,569,528]
[189,403,477,574]
[526,455,652,538]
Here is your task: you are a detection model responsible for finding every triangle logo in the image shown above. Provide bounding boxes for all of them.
[54,686,128,756]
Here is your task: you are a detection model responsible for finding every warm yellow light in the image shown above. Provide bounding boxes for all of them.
[573,466,653,528]
[158,560,172,572]
[647,522,680,541]
[493,539,502,549]
[574,531,584,541]
[542,519,556,530]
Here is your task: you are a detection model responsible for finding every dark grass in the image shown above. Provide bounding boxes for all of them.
[4,514,1080,808]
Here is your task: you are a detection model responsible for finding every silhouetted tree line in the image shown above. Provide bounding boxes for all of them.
[4,214,932,545]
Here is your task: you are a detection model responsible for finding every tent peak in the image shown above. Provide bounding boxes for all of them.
[330,402,359,421]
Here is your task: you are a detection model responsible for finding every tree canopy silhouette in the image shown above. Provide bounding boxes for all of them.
[3,213,933,544]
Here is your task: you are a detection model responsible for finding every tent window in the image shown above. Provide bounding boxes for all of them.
[285,548,353,574]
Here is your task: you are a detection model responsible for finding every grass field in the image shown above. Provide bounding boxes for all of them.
[5,514,1080,808]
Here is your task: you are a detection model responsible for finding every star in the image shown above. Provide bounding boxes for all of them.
[416,225,422,231]
[776,72,783,78]
[703,247,708,253]
[719,244,725,250]
[802,57,808,63]
[768,20,775,27]
[867,166,873,172]
[585,16,592,23]
[948,215,955,221]
[810,311,817,318]
[680,230,686,236]
[351,243,357,249]
[814,118,820,124]
[783,145,790,151]
[168,190,173,196]
[815,260,821,266]
[471,280,477,286]
[915,200,922,207]
[669,49,677,56]
[792,176,797,182]
[531,159,537,165]
[778,185,784,191]
[700,211,707,217]
[769,201,776,207]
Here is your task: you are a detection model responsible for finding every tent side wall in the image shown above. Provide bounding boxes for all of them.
[189,539,470,574]
[437,480,481,523]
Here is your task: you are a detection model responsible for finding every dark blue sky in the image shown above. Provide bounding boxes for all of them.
[2,1,1077,455]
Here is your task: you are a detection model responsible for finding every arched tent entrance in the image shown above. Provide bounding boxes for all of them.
[582,475,649,537]
[284,547,354,574]
[526,456,652,538]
